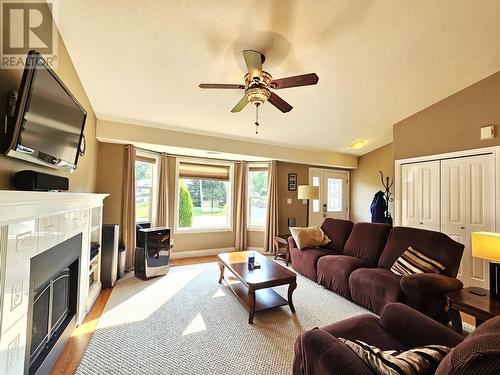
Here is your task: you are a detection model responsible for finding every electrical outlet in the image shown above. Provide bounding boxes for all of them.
[286,198,292,205]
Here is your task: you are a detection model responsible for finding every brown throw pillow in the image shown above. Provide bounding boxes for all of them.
[289,226,330,250]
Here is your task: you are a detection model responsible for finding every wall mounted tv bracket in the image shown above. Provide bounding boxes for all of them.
[4,90,18,133]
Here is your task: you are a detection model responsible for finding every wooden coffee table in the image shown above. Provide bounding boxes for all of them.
[218,251,297,324]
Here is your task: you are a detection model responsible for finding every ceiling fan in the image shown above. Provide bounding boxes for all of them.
[199,50,319,132]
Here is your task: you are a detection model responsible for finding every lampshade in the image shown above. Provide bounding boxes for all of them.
[297,185,319,200]
[471,232,500,262]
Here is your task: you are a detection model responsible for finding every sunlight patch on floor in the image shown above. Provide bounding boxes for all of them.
[182,313,207,335]
[212,289,226,298]
[98,268,203,328]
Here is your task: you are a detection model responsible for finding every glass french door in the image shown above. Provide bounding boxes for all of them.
[309,168,350,226]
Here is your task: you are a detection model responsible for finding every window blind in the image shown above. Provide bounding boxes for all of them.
[179,162,230,181]
[248,165,269,173]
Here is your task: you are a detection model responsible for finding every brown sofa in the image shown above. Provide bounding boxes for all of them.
[289,219,465,323]
[293,302,500,375]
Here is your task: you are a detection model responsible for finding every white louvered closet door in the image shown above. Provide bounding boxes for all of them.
[441,154,495,288]
[401,161,440,231]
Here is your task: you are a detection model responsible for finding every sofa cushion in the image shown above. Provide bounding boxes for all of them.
[320,218,354,252]
[317,255,370,298]
[290,247,334,281]
[339,338,450,375]
[436,314,500,375]
[391,246,446,276]
[289,226,331,250]
[350,268,403,314]
[378,227,464,277]
[343,223,392,266]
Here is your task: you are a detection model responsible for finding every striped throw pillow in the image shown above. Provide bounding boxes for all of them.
[338,338,450,375]
[391,246,446,277]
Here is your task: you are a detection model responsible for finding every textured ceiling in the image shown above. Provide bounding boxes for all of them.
[53,0,500,155]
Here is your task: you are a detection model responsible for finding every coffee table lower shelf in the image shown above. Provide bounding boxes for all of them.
[227,282,288,315]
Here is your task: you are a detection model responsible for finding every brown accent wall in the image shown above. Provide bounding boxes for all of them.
[351,143,394,222]
[277,162,311,234]
[0,9,98,192]
[393,71,500,160]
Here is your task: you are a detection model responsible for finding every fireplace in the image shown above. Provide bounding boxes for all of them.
[28,234,81,375]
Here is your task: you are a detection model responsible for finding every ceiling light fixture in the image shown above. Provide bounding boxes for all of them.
[350,140,367,149]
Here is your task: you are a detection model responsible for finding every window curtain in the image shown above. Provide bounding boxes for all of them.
[234,161,247,251]
[264,160,278,253]
[156,153,168,227]
[121,145,136,271]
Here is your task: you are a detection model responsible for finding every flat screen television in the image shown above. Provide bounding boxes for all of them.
[4,50,87,170]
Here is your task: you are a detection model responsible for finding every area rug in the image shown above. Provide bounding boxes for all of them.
[76,261,371,375]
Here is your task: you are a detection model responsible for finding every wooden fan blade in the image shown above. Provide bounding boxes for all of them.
[231,95,249,113]
[268,92,292,113]
[271,73,319,89]
[199,83,245,89]
[243,50,264,81]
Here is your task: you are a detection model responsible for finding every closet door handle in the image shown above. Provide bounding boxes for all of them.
[460,226,465,229]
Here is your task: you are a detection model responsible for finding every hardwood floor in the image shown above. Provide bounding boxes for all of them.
[50,256,217,375]
[50,288,112,375]
[49,254,476,374]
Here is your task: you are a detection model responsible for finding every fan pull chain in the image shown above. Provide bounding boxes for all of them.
[255,103,260,134]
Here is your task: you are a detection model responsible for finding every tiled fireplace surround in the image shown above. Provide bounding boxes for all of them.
[0,192,108,375]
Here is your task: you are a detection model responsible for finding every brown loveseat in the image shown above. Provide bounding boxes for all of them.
[288,219,464,323]
[293,303,500,375]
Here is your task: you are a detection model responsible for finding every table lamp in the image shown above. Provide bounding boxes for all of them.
[297,185,319,227]
[471,231,500,298]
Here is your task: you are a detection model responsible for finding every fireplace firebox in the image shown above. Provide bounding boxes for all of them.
[28,234,81,375]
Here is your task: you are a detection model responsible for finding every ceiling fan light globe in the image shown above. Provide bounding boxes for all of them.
[246,87,271,105]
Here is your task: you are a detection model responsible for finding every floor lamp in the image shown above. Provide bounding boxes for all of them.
[298,185,320,227]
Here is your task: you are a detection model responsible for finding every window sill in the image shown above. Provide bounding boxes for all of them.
[174,227,233,235]
[247,227,265,232]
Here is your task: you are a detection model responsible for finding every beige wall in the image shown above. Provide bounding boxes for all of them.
[351,143,394,223]
[0,9,98,192]
[96,142,125,224]
[394,71,500,160]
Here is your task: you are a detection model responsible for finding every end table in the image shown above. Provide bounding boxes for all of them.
[273,234,291,266]
[445,287,500,335]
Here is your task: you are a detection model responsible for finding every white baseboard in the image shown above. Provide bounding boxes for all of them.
[170,246,265,259]
[170,247,235,259]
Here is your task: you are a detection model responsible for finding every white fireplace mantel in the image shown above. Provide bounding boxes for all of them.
[0,191,108,226]
[0,191,108,375]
